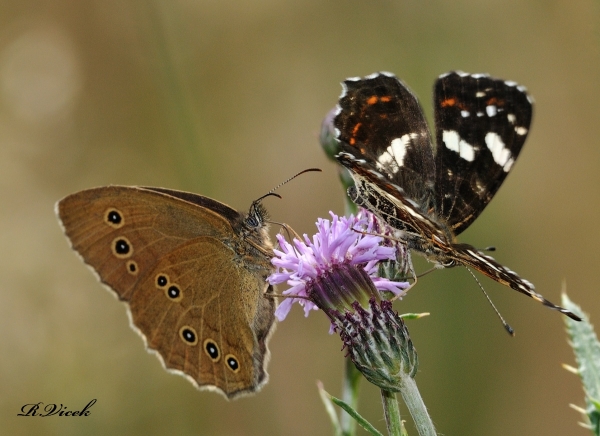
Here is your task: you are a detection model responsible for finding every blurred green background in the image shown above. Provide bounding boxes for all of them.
[2,1,599,435]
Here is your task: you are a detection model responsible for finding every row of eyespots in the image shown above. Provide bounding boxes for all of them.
[105,207,240,374]
[202,338,240,373]
[158,281,240,372]
[154,273,183,303]
[104,208,139,276]
[175,329,239,373]
[154,274,241,368]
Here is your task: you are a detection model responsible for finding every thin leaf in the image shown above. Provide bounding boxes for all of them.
[321,387,384,436]
[317,381,342,436]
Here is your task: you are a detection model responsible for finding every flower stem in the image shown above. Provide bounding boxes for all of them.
[381,389,403,436]
[398,376,436,436]
[341,357,362,436]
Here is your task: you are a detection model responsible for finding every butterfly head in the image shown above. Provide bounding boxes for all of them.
[246,199,270,230]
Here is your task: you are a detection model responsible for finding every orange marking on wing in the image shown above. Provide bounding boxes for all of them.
[380,95,391,102]
[490,97,505,107]
[440,98,456,107]
[366,96,378,105]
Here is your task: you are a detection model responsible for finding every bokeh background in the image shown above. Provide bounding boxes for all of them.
[2,1,599,435]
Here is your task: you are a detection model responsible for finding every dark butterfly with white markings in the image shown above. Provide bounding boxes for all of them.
[334,71,580,322]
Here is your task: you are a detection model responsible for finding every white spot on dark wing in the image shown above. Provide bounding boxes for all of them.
[507,113,516,124]
[378,71,396,78]
[476,91,486,97]
[477,112,484,117]
[515,126,528,135]
[485,132,513,171]
[486,105,497,117]
[377,135,411,173]
[522,279,535,289]
[525,94,534,104]
[505,80,517,87]
[466,249,503,273]
[461,110,470,117]
[443,130,460,153]
[471,73,488,79]
[475,179,486,195]
[443,130,475,162]
[339,82,350,99]
[457,71,469,77]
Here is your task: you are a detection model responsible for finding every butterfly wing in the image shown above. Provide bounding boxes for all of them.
[336,152,447,244]
[335,72,436,209]
[450,242,580,320]
[130,237,275,398]
[56,186,276,399]
[334,72,580,322]
[433,72,533,235]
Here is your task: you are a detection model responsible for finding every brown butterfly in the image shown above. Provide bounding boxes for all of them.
[56,185,276,399]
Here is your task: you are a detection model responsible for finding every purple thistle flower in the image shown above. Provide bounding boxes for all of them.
[268,210,418,390]
[268,211,409,321]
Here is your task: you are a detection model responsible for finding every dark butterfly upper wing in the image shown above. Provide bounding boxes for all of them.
[335,73,436,209]
[433,72,533,235]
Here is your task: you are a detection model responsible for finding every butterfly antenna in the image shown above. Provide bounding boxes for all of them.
[465,266,515,336]
[269,168,322,196]
[253,169,320,256]
[252,168,322,204]
[253,192,282,204]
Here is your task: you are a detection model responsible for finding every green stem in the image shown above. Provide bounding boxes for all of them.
[399,376,436,436]
[145,0,210,190]
[381,389,403,436]
[341,357,361,436]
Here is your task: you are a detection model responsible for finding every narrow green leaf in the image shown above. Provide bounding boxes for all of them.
[317,381,342,436]
[341,357,362,436]
[321,388,384,436]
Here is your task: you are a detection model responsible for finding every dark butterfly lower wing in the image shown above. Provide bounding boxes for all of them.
[451,243,580,320]
[337,152,446,241]
[433,72,533,235]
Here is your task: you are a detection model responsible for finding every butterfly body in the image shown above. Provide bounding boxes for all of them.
[334,71,580,321]
[56,185,276,399]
